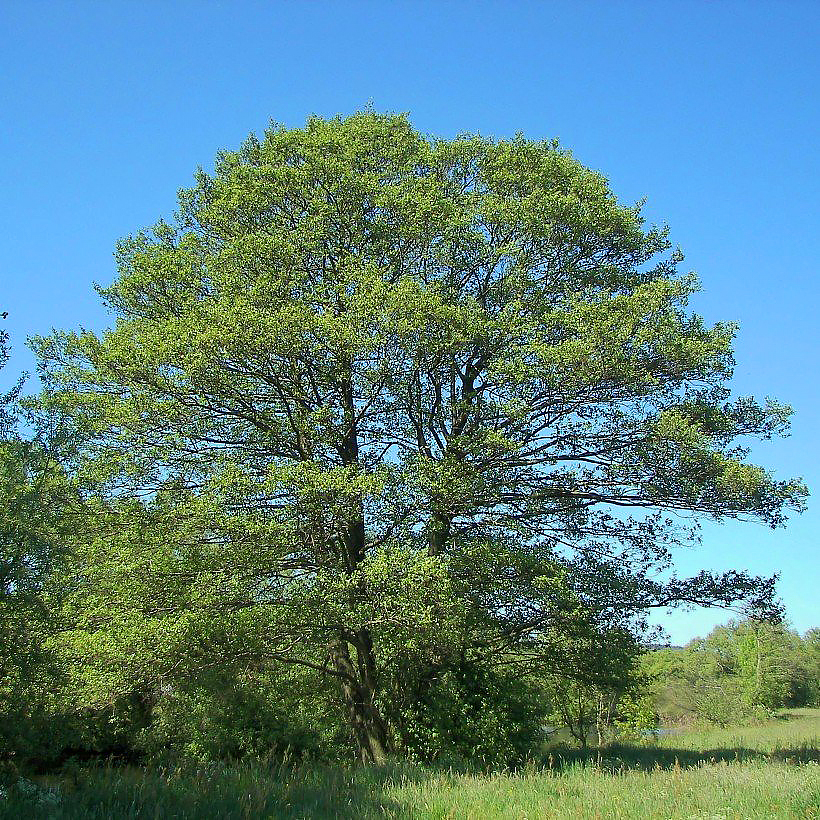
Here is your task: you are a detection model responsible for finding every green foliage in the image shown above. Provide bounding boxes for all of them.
[135,670,335,763]
[611,692,656,737]
[9,111,810,764]
[643,618,820,726]
[0,331,81,765]
[389,660,548,767]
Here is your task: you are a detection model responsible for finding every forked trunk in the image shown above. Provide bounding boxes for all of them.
[330,639,391,764]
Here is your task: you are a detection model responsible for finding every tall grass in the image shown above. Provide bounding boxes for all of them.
[2,710,818,819]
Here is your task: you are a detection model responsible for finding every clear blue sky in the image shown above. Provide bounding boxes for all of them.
[1,1,817,644]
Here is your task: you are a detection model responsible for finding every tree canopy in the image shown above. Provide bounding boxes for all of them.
[32,111,807,762]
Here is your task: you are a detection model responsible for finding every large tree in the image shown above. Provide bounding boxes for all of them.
[35,112,806,762]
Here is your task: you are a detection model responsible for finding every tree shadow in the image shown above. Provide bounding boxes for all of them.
[543,742,820,772]
[261,763,431,819]
[19,761,419,820]
[21,746,819,819]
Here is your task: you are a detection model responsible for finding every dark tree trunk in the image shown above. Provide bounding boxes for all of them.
[330,639,391,763]
[332,364,392,763]
[428,508,451,555]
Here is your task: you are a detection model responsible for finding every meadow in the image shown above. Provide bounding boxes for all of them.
[2,709,818,819]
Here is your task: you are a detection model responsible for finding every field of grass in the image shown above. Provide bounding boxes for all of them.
[2,710,818,819]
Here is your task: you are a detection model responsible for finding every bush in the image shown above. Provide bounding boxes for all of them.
[137,673,330,763]
[390,660,548,767]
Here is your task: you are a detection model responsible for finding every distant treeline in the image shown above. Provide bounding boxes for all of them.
[643,619,820,726]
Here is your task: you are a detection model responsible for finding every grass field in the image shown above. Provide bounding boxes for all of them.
[2,710,818,819]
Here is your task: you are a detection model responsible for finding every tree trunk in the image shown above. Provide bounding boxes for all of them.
[330,639,391,763]
[333,364,392,762]
[428,507,451,555]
